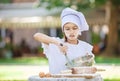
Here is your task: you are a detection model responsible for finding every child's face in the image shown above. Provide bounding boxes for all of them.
[63,22,80,41]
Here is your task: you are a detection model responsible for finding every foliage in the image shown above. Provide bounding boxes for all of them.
[39,0,65,9]
[38,0,93,10]
[94,0,106,6]
[4,42,13,50]
[111,0,120,6]
[0,0,11,3]
[91,32,101,44]
[119,29,120,42]
[38,46,44,53]
[37,0,120,10]
[38,0,120,9]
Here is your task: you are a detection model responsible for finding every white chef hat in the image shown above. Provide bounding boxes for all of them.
[60,8,89,35]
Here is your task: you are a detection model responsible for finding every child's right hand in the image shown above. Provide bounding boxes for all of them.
[58,43,68,55]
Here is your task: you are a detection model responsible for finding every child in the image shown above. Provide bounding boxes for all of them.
[33,8,94,74]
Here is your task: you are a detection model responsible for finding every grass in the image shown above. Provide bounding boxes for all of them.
[0,57,48,81]
[0,57,48,65]
[0,56,120,65]
[104,79,120,81]
[95,56,120,65]
[0,70,25,81]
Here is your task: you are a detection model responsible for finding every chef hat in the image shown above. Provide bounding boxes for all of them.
[60,8,89,35]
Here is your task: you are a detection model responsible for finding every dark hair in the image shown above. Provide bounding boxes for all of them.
[64,35,67,42]
[62,32,67,42]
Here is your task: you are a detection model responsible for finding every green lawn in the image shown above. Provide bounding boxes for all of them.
[95,56,120,65]
[104,79,120,81]
[0,57,48,65]
[0,56,120,65]
[0,57,48,81]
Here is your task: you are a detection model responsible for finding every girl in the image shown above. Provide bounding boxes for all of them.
[33,8,94,74]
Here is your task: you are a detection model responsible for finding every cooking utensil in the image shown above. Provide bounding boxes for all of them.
[71,67,106,74]
[59,43,74,67]
[64,53,74,67]
[97,68,106,71]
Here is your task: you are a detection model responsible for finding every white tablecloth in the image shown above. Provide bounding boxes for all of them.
[28,75,103,81]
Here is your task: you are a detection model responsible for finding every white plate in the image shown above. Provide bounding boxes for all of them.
[51,73,100,79]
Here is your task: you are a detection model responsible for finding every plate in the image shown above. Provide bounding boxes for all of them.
[51,73,100,79]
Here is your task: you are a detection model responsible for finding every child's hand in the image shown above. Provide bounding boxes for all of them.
[58,43,68,54]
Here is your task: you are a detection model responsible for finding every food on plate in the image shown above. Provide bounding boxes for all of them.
[60,69,72,74]
[39,72,51,78]
[71,66,97,74]
[45,73,51,77]
[39,72,45,78]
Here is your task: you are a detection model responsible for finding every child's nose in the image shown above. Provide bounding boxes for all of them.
[70,29,74,33]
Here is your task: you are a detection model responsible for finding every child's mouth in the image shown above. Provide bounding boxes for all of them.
[69,35,75,37]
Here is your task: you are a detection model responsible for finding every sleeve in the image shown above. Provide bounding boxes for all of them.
[86,43,93,52]
[42,37,62,58]
[42,43,49,58]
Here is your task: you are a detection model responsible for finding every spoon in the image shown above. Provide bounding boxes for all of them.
[60,43,74,67]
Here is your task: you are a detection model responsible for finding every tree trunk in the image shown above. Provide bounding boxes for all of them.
[104,1,119,56]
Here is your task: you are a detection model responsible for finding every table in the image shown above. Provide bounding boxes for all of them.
[28,74,103,81]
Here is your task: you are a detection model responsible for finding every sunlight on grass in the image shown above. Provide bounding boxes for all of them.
[0,66,27,80]
[104,79,120,81]
[0,72,25,80]
[0,65,49,81]
[0,57,48,81]
[0,57,48,65]
[95,56,120,64]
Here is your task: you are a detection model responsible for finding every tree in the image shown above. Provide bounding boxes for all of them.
[0,0,11,3]
[104,0,120,56]
[37,0,120,56]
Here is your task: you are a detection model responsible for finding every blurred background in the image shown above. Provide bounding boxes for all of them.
[0,0,120,81]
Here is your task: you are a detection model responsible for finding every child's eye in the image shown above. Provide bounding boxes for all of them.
[73,27,78,30]
[65,28,70,30]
